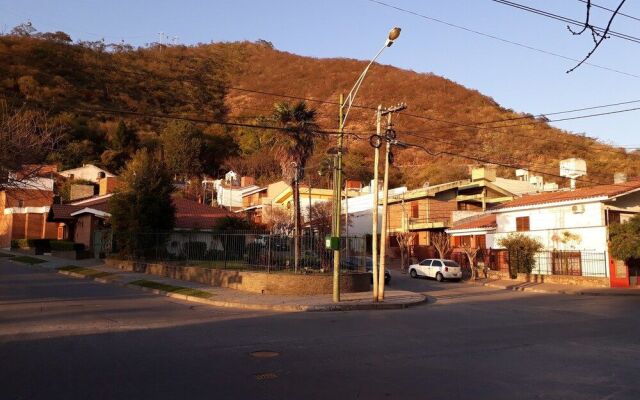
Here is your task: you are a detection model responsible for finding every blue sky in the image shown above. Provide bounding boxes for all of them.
[1,0,639,147]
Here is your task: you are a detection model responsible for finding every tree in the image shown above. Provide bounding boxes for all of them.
[461,243,480,280]
[109,149,175,256]
[498,233,544,279]
[160,121,204,178]
[109,120,138,152]
[395,232,415,272]
[431,232,451,259]
[0,107,62,190]
[268,207,294,235]
[609,215,640,261]
[271,101,319,272]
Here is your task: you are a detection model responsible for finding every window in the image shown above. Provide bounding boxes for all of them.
[444,260,460,268]
[432,260,443,267]
[18,200,25,208]
[411,202,419,218]
[419,259,432,266]
[516,216,530,232]
[475,235,486,249]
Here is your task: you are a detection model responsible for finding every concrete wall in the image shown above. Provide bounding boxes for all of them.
[106,259,371,295]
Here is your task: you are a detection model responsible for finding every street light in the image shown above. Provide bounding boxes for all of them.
[331,27,401,303]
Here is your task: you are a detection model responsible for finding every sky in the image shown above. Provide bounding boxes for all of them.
[1,0,639,148]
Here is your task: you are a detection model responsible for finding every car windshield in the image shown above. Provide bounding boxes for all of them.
[444,260,460,268]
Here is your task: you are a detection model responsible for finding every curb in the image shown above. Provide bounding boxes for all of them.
[480,281,640,297]
[55,270,428,312]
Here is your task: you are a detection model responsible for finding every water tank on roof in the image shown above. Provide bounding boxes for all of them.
[560,158,587,190]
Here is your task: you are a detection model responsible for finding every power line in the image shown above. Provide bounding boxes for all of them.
[492,0,640,44]
[72,105,637,189]
[366,0,640,79]
[579,0,640,23]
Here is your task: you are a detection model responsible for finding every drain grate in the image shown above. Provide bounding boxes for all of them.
[255,372,278,381]
[249,350,280,358]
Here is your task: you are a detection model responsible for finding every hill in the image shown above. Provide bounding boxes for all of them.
[220,41,640,188]
[1,30,638,189]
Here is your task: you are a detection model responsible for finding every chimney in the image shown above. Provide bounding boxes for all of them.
[614,172,628,184]
[240,176,255,187]
[99,177,119,195]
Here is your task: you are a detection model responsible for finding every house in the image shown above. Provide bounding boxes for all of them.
[49,191,234,255]
[239,180,289,225]
[215,175,260,210]
[447,179,640,287]
[0,176,61,248]
[385,165,537,258]
[342,180,407,237]
[59,164,115,183]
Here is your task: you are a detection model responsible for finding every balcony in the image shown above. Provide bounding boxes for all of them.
[408,217,449,231]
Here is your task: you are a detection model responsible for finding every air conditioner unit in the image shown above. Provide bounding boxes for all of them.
[571,204,585,214]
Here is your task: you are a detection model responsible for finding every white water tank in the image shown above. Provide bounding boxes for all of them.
[560,158,587,189]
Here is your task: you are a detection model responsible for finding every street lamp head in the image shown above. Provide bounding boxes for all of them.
[386,27,401,47]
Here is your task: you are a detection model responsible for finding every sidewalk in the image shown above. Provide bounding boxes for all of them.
[2,250,427,312]
[475,277,640,296]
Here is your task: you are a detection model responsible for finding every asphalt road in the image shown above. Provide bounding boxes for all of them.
[2,259,640,400]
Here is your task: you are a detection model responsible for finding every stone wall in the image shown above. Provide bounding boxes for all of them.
[487,270,610,288]
[106,259,371,295]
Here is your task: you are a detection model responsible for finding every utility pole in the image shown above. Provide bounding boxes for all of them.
[377,103,407,301]
[371,105,382,301]
[331,93,345,303]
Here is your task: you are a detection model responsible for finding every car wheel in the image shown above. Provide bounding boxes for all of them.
[436,272,444,282]
[410,269,417,278]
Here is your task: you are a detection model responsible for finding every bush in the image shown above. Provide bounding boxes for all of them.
[11,239,32,249]
[498,233,543,278]
[50,240,85,252]
[609,215,640,261]
[181,241,207,260]
[244,242,265,264]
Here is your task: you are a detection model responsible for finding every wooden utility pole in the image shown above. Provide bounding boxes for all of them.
[377,103,407,302]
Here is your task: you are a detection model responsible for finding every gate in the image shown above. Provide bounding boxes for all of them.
[93,229,112,258]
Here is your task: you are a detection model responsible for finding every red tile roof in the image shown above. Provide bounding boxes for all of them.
[173,197,233,229]
[50,195,235,229]
[449,214,497,231]
[494,180,640,210]
[49,195,112,220]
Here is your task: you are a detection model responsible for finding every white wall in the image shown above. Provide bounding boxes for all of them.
[494,201,607,252]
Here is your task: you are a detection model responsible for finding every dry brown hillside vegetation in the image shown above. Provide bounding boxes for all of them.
[221,41,640,188]
[1,28,638,189]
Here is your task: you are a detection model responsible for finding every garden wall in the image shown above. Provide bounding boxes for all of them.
[486,270,610,288]
[105,259,371,295]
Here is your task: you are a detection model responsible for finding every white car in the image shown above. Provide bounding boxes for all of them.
[408,259,462,282]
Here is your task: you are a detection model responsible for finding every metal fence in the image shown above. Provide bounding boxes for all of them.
[110,230,368,273]
[476,249,608,277]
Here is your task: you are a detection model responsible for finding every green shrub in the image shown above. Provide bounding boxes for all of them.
[609,215,640,261]
[50,240,85,252]
[181,241,207,260]
[498,233,544,278]
[11,238,34,249]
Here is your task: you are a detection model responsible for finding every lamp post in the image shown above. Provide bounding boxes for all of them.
[331,27,401,303]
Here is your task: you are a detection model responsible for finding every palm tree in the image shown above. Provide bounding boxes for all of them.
[272,101,319,272]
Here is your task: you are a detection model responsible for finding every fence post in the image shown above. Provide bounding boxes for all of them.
[267,234,271,273]
[223,234,228,269]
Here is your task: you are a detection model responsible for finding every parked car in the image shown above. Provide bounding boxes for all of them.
[408,259,462,282]
[343,256,391,285]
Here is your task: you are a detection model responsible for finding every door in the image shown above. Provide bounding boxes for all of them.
[418,259,432,276]
[430,260,443,277]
